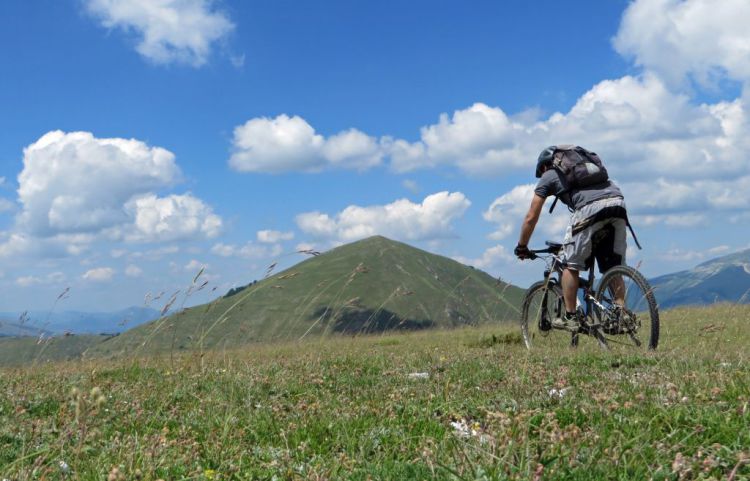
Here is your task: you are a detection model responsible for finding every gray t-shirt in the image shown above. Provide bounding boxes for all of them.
[534,169,623,210]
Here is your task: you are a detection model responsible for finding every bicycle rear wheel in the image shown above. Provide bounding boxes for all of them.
[595,265,659,350]
[520,280,568,350]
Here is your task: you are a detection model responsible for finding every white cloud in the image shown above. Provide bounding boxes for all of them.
[126,193,222,242]
[14,131,222,250]
[85,0,234,66]
[295,191,471,242]
[613,0,750,88]
[18,131,180,237]
[211,242,282,260]
[661,248,707,263]
[390,74,750,181]
[483,185,569,242]
[83,267,115,282]
[15,272,66,287]
[130,245,180,260]
[125,264,143,277]
[322,129,383,170]
[0,233,31,258]
[184,259,207,271]
[257,230,294,243]
[453,245,513,270]
[229,115,383,173]
[390,103,527,174]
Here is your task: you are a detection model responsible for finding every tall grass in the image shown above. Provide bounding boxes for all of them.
[1,304,749,479]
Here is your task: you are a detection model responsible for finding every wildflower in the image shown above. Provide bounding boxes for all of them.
[204,469,217,480]
[548,387,571,399]
[450,419,472,438]
[59,460,70,474]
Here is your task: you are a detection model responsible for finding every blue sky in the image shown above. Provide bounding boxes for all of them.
[1,0,749,312]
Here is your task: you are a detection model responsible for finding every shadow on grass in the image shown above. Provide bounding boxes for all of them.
[311,306,435,334]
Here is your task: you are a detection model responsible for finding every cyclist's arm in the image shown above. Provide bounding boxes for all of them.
[518,194,545,246]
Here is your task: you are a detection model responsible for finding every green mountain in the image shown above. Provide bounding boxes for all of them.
[0,334,112,366]
[650,248,750,308]
[89,236,524,357]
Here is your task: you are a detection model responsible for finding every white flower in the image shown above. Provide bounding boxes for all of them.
[548,387,571,399]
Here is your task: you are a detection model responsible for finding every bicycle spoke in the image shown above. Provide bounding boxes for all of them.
[595,265,659,350]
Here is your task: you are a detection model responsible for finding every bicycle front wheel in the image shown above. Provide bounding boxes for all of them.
[595,265,659,350]
[520,280,568,350]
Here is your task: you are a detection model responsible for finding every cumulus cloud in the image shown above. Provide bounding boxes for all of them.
[15,272,66,287]
[14,131,221,247]
[229,115,383,173]
[257,230,294,243]
[483,185,570,241]
[453,245,513,270]
[19,131,179,236]
[211,241,283,260]
[125,264,143,277]
[82,267,115,282]
[126,194,222,242]
[295,191,471,242]
[85,0,234,66]
[614,0,750,88]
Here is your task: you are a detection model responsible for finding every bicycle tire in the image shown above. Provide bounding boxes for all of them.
[520,280,565,350]
[595,265,660,350]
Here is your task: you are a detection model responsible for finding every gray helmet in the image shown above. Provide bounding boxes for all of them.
[535,146,556,178]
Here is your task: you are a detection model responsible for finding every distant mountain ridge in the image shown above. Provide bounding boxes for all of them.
[650,248,750,308]
[0,306,159,337]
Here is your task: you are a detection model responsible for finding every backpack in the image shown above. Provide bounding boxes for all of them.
[551,145,609,190]
[546,146,642,249]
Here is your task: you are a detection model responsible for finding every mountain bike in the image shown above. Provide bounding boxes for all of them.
[520,237,659,350]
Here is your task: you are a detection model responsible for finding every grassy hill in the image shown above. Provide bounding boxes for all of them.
[1,304,748,479]
[88,235,524,358]
[0,334,112,366]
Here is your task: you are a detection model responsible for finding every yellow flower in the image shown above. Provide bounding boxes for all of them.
[204,469,217,480]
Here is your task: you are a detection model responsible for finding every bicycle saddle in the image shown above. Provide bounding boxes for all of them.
[545,241,563,250]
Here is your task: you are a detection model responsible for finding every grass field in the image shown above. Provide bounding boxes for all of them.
[1,304,749,480]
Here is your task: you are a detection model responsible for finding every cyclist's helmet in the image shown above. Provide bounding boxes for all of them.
[535,145,556,178]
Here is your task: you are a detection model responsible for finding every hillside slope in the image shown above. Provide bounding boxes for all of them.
[89,236,524,357]
[0,334,112,366]
[650,248,750,308]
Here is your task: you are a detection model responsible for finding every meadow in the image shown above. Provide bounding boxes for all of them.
[1,304,749,480]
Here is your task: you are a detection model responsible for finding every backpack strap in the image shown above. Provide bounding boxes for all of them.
[548,196,559,214]
[625,213,642,250]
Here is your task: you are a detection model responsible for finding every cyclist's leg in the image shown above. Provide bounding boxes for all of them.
[560,213,592,315]
[594,219,628,305]
[561,268,579,313]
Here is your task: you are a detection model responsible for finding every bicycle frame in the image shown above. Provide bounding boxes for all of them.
[532,247,606,339]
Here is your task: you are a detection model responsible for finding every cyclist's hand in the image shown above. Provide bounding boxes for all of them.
[514,244,532,260]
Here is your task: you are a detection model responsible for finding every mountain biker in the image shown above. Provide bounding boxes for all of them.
[514,145,628,331]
